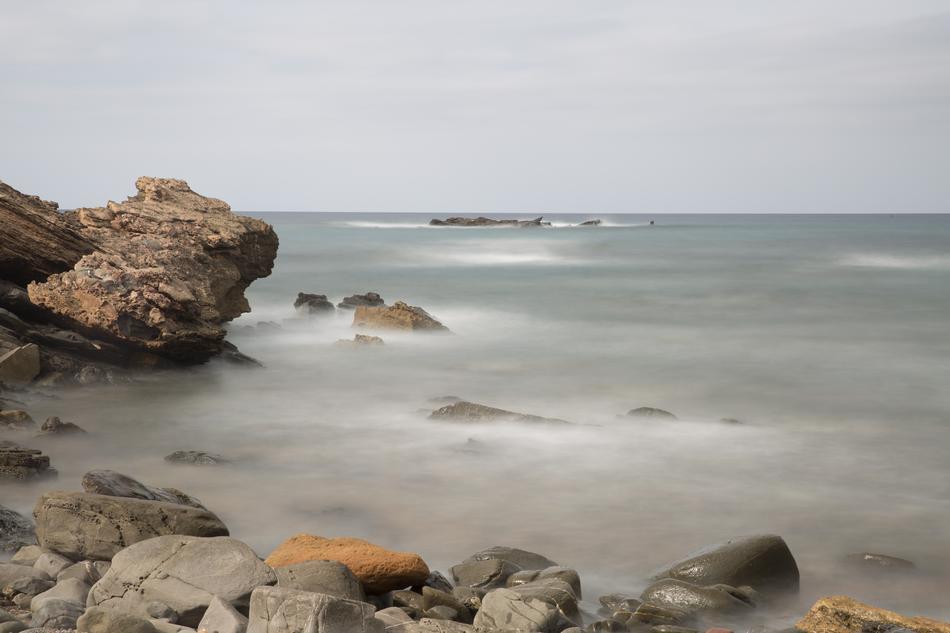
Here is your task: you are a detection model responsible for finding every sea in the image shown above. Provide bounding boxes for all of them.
[4,212,950,623]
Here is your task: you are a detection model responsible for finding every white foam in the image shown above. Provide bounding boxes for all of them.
[838,254,950,270]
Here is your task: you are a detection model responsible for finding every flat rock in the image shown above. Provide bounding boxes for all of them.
[627,407,677,420]
[88,535,276,627]
[164,451,229,466]
[34,492,228,560]
[265,534,429,594]
[274,559,365,601]
[0,443,55,481]
[430,402,570,425]
[0,345,40,384]
[246,585,380,633]
[639,579,753,616]
[352,302,448,332]
[0,506,35,553]
[843,552,916,571]
[797,595,950,633]
[81,470,206,509]
[428,216,549,227]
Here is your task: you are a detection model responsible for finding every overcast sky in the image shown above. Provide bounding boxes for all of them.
[2,1,948,212]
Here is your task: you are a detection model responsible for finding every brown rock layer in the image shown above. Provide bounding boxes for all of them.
[797,596,950,633]
[352,301,448,332]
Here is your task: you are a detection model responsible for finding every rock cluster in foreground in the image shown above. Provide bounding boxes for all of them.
[2,472,944,633]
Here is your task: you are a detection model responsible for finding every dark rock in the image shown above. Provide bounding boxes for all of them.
[164,450,229,465]
[578,220,602,226]
[0,442,55,481]
[338,292,385,309]
[0,506,35,553]
[598,594,642,615]
[35,417,86,437]
[588,620,628,632]
[81,469,206,508]
[429,216,550,227]
[430,401,571,425]
[627,407,677,420]
[422,570,454,593]
[30,597,84,629]
[294,293,335,314]
[393,589,425,611]
[0,345,40,385]
[651,534,799,596]
[843,553,916,572]
[507,566,581,599]
[0,411,35,431]
[640,579,754,617]
[423,586,471,623]
[631,603,690,626]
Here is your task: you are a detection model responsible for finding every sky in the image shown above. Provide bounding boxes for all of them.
[1,1,948,213]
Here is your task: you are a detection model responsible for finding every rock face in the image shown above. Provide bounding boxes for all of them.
[429,217,550,228]
[338,293,385,310]
[246,585,380,633]
[0,343,40,383]
[650,534,799,596]
[0,504,36,553]
[88,535,276,627]
[81,469,206,509]
[797,595,950,633]
[23,177,277,363]
[294,293,335,314]
[34,491,228,560]
[0,441,55,480]
[430,402,570,425]
[352,302,448,332]
[265,534,430,594]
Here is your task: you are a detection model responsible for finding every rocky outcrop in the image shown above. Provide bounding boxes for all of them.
[430,402,571,425]
[265,534,430,594]
[81,469,206,509]
[338,292,385,309]
[294,293,335,314]
[797,596,950,633]
[0,441,56,480]
[429,217,550,227]
[353,301,448,332]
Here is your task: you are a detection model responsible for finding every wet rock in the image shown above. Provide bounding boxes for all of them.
[472,587,565,632]
[76,606,160,633]
[293,293,335,314]
[639,579,753,617]
[577,220,602,226]
[0,506,35,553]
[246,585,380,633]
[0,345,40,384]
[796,595,950,633]
[429,216,549,227]
[843,552,916,572]
[265,534,429,594]
[0,411,35,431]
[35,417,86,437]
[89,535,276,627]
[0,443,55,481]
[507,567,581,599]
[421,587,470,623]
[651,535,799,596]
[627,407,677,420]
[598,594,641,615]
[422,571,454,593]
[451,559,520,590]
[275,559,365,601]
[338,293,385,310]
[451,586,484,615]
[81,469,206,509]
[335,334,385,347]
[430,402,571,425]
[164,451,229,466]
[34,492,228,560]
[352,302,448,332]
[195,595,247,633]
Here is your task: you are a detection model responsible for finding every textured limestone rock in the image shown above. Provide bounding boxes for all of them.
[26,177,278,363]
[246,586,380,633]
[797,595,950,633]
[0,442,55,481]
[34,492,228,560]
[265,534,429,594]
[352,302,447,332]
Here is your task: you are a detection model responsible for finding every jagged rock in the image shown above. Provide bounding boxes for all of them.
[352,302,448,332]
[22,177,277,363]
[0,411,36,431]
[627,407,677,420]
[81,469,206,509]
[650,534,799,596]
[0,506,35,553]
[335,334,384,347]
[0,442,55,480]
[797,595,950,633]
[246,586,380,633]
[338,293,385,310]
[34,492,228,560]
[196,595,248,633]
[265,534,429,594]
[275,560,365,601]
[164,451,229,466]
[430,402,570,425]
[35,417,86,437]
[429,217,549,227]
[293,293,334,314]
[0,345,40,384]
[89,535,276,627]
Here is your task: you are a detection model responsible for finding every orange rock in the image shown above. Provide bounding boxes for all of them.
[265,534,430,594]
[352,301,448,331]
[797,596,950,633]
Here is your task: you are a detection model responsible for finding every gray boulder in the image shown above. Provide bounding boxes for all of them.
[506,567,581,599]
[30,577,90,612]
[88,535,275,627]
[81,469,206,509]
[164,451,229,466]
[451,546,558,589]
[76,606,160,633]
[472,587,564,632]
[195,596,247,633]
[0,563,49,589]
[10,545,43,566]
[30,597,84,629]
[274,560,365,601]
[1,576,54,600]
[0,505,35,553]
[0,620,28,633]
[639,579,753,616]
[650,534,799,595]
[57,560,110,585]
[34,492,228,560]
[246,586,381,633]
[32,551,72,578]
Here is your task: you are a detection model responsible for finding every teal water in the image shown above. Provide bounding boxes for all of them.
[4,213,950,622]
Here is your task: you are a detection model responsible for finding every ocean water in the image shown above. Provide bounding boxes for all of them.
[3,213,950,623]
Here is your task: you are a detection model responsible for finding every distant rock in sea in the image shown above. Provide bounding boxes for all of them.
[353,301,448,331]
[338,292,385,309]
[429,216,551,227]
[430,401,571,425]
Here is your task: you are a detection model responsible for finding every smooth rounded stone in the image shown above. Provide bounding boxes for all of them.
[430,402,571,426]
[89,535,275,627]
[35,417,86,437]
[352,302,448,332]
[450,558,520,590]
[30,578,89,612]
[0,621,28,633]
[1,576,54,599]
[246,585,380,633]
[627,407,677,420]
[0,410,36,430]
[796,595,950,633]
[630,603,689,626]
[195,595,247,633]
[81,470,207,509]
[421,571,453,593]
[10,546,43,567]
[598,594,641,615]
[0,610,17,623]
[294,293,335,314]
[275,559,365,601]
[76,606,160,633]
[34,492,228,561]
[507,567,581,599]
[338,293,385,310]
[422,587,470,623]
[843,552,916,572]
[472,587,565,632]
[12,594,32,609]
[265,534,429,595]
[640,579,752,617]
[508,578,581,626]
[650,535,799,596]
[374,607,413,630]
[31,598,84,628]
[0,564,50,588]
[0,508,36,554]
[57,560,110,585]
[164,451,229,466]
[32,552,72,579]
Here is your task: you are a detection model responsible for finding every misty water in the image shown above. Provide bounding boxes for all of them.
[3,213,950,624]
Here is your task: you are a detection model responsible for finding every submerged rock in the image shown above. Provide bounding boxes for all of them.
[353,301,448,331]
[639,579,754,617]
[0,505,35,553]
[335,334,385,347]
[164,450,229,465]
[843,552,916,571]
[429,216,549,227]
[797,595,950,633]
[577,220,602,226]
[627,407,677,420]
[294,293,335,314]
[35,416,86,436]
[430,401,571,425]
[338,292,385,309]
[0,410,36,431]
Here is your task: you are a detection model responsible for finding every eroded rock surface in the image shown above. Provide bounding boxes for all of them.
[797,595,950,633]
[352,302,448,332]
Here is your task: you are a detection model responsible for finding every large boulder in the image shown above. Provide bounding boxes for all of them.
[650,535,799,595]
[34,492,228,560]
[246,585,380,633]
[0,505,35,553]
[797,595,950,633]
[24,177,278,363]
[88,535,276,627]
[81,469,206,509]
[352,302,448,332]
[265,534,429,594]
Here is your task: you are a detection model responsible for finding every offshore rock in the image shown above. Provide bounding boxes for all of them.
[430,402,571,425]
[338,292,385,309]
[429,216,550,227]
[81,469,206,509]
[294,293,335,314]
[26,177,278,363]
[0,441,55,481]
[353,301,448,332]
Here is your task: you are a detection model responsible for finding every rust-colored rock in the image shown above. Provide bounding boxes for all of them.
[265,534,430,594]
[797,596,950,633]
[352,301,447,332]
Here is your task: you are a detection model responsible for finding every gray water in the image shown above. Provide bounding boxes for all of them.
[3,213,950,623]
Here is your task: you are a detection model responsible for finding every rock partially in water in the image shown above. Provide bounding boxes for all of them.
[429,216,550,227]
[842,552,916,572]
[577,220,602,226]
[0,505,35,554]
[451,547,559,590]
[335,334,385,347]
[430,401,571,425]
[0,411,36,431]
[639,579,755,617]
[627,407,677,420]
[507,567,581,599]
[294,293,335,314]
[81,469,207,508]
[338,292,385,310]
[164,450,229,466]
[0,345,40,385]
[797,595,950,633]
[353,301,448,332]
[0,442,55,481]
[35,417,86,437]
